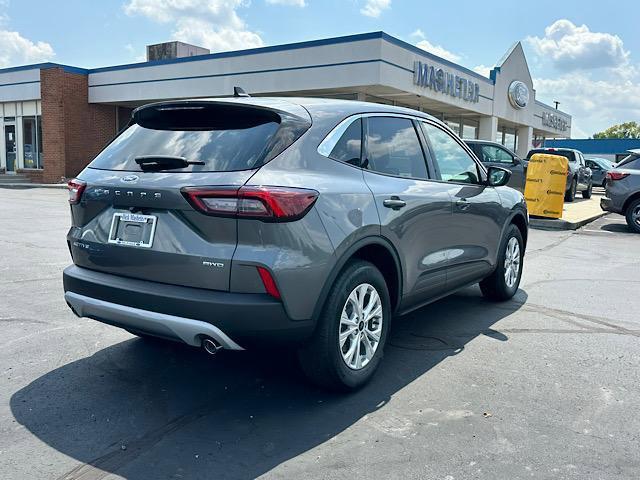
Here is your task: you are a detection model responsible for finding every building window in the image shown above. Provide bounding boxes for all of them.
[462,122,478,139]
[22,115,43,169]
[504,130,516,151]
[445,120,461,137]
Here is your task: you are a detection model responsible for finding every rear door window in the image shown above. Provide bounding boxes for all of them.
[88,102,308,172]
[364,117,429,179]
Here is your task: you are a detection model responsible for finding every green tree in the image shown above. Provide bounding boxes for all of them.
[593,121,640,139]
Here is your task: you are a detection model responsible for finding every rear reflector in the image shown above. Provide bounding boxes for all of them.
[182,185,319,222]
[67,178,87,204]
[607,171,629,181]
[257,266,281,299]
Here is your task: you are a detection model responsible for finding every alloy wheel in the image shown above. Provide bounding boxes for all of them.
[504,237,521,288]
[339,283,383,370]
[633,205,640,227]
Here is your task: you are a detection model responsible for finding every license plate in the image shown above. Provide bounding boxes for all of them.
[108,212,157,248]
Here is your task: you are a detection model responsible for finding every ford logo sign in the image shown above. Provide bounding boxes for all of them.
[508,80,530,109]
[121,175,139,183]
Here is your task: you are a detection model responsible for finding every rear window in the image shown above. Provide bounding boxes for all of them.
[616,154,640,170]
[89,102,309,172]
[527,149,576,162]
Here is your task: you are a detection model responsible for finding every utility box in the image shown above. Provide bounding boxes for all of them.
[146,42,210,62]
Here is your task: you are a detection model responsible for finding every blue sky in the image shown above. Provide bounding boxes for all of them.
[1,0,639,137]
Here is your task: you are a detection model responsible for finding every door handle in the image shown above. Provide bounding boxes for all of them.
[383,196,407,210]
[456,198,470,211]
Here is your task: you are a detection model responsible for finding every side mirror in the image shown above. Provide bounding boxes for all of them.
[487,166,512,187]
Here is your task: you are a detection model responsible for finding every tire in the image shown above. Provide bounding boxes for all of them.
[582,182,593,199]
[625,198,640,234]
[480,225,524,301]
[297,260,391,391]
[565,177,577,202]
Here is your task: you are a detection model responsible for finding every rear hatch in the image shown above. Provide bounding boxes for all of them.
[67,99,310,291]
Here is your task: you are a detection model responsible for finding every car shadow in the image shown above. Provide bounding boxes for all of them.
[599,221,635,234]
[11,286,527,480]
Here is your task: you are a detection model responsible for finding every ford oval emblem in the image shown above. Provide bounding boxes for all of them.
[121,175,139,183]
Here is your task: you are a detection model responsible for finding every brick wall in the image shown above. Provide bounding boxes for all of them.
[21,68,117,183]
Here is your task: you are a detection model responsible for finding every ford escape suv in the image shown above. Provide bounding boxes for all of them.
[63,97,528,390]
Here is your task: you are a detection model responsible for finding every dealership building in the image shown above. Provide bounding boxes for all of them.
[0,31,571,183]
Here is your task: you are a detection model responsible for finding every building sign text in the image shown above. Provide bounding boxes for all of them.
[541,112,569,132]
[413,61,480,103]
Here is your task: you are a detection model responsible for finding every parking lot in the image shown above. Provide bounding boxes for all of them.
[1,187,639,480]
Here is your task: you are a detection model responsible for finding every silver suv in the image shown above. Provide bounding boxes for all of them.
[63,97,528,390]
[601,149,640,233]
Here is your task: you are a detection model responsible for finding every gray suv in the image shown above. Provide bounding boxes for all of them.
[601,149,640,233]
[63,97,528,390]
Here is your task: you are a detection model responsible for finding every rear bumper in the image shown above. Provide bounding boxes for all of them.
[600,197,621,214]
[63,265,314,348]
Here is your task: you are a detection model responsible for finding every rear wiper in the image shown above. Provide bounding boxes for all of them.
[134,155,205,171]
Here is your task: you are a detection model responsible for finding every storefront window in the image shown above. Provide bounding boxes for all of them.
[445,120,461,136]
[504,131,516,151]
[462,123,477,139]
[37,116,43,168]
[22,115,43,169]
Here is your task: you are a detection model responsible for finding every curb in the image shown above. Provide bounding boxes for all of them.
[529,212,609,231]
[0,183,67,189]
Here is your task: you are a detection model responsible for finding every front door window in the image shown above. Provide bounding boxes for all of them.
[4,125,16,172]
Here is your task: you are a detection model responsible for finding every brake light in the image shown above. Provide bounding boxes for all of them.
[257,266,281,299]
[67,178,86,204]
[181,185,319,222]
[607,171,629,181]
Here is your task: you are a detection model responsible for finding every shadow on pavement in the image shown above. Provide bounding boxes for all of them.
[599,221,634,234]
[11,287,527,480]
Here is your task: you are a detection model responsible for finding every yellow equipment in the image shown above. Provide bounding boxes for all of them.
[524,153,568,218]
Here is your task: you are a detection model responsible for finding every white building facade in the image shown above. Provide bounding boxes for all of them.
[0,32,571,182]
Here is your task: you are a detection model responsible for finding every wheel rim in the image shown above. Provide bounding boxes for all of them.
[633,205,640,227]
[504,237,521,289]
[339,283,383,370]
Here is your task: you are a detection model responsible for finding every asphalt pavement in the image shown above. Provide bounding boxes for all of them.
[1,188,639,480]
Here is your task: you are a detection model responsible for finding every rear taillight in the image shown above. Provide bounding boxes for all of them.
[67,178,86,204]
[607,171,629,181]
[181,185,319,222]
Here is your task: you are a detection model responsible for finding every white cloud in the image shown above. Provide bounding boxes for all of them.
[534,73,640,138]
[0,30,55,67]
[472,64,493,77]
[527,19,629,71]
[410,29,460,63]
[124,0,264,52]
[526,20,640,137]
[266,0,306,6]
[360,0,390,18]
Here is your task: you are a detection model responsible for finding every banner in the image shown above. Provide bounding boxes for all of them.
[524,153,568,218]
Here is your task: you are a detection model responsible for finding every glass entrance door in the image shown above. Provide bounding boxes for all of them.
[4,124,16,172]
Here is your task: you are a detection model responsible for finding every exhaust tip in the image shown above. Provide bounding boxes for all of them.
[202,337,222,355]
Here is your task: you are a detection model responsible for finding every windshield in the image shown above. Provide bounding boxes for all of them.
[616,154,640,170]
[527,150,576,162]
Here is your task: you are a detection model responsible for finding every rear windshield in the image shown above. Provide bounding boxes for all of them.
[88,102,308,172]
[527,149,576,162]
[616,154,640,170]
